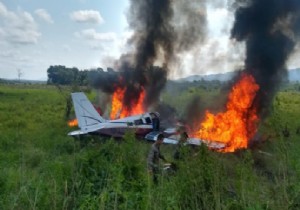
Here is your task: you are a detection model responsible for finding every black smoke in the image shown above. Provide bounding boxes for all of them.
[154,102,178,128]
[89,68,119,94]
[92,0,208,112]
[127,0,175,69]
[182,95,205,131]
[108,0,174,111]
[231,0,300,115]
[122,0,208,110]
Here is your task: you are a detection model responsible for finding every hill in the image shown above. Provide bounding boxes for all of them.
[0,78,47,84]
[178,71,237,82]
[179,68,300,82]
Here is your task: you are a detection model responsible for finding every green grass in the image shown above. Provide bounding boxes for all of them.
[1,84,300,209]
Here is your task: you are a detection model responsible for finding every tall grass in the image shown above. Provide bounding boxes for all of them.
[0,84,300,209]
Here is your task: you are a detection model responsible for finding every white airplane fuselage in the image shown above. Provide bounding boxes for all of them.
[68,92,158,137]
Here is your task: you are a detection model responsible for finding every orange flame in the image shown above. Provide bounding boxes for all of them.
[193,73,260,152]
[68,119,78,127]
[110,87,125,119]
[110,87,146,119]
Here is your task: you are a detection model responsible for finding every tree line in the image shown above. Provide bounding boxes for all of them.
[47,65,115,86]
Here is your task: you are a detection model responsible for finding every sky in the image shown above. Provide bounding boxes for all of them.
[0,0,130,80]
[0,0,299,80]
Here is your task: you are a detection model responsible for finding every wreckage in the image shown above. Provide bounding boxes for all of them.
[68,92,225,150]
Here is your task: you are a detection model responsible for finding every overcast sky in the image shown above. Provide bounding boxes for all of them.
[0,0,299,80]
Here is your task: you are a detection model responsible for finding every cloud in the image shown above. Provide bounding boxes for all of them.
[76,28,116,41]
[75,28,117,50]
[0,49,31,63]
[0,2,40,44]
[63,44,71,52]
[35,9,54,24]
[70,10,104,24]
[0,50,15,58]
[0,2,8,16]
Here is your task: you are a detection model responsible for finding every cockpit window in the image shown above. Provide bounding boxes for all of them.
[134,119,143,125]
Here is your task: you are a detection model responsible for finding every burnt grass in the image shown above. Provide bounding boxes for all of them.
[0,82,300,209]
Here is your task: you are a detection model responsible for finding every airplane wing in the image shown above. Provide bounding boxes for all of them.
[71,92,106,130]
[145,131,226,150]
[68,123,107,136]
[145,131,179,144]
[68,121,132,136]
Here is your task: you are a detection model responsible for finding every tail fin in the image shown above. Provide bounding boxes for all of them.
[71,92,106,129]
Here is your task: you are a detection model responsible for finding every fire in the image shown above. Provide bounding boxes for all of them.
[193,73,260,152]
[110,87,125,119]
[110,87,146,119]
[68,119,78,127]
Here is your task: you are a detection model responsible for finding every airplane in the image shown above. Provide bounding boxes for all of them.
[68,92,162,137]
[68,92,226,150]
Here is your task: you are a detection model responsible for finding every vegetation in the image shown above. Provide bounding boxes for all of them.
[1,82,300,209]
[47,65,115,86]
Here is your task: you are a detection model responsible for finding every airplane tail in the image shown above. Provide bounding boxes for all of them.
[71,92,106,130]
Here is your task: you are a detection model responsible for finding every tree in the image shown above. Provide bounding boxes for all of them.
[47,65,79,85]
[17,69,23,81]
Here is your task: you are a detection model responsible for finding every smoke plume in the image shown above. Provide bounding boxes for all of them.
[182,95,205,131]
[231,0,300,114]
[93,0,208,113]
[172,0,207,52]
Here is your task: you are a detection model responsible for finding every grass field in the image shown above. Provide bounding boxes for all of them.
[1,83,300,209]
